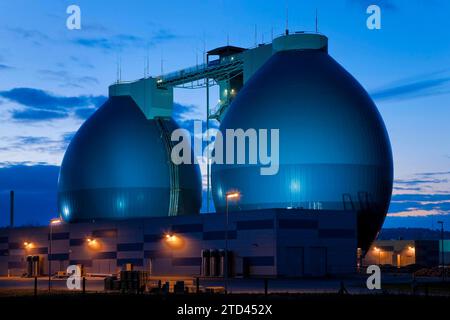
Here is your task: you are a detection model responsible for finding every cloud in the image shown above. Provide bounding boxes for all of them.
[62,132,76,145]
[173,102,202,121]
[75,37,118,50]
[74,107,97,120]
[11,109,69,121]
[0,134,72,154]
[417,171,450,176]
[392,171,450,196]
[394,178,448,185]
[392,186,422,191]
[74,34,147,50]
[173,102,218,141]
[389,195,450,214]
[0,87,106,122]
[16,136,54,145]
[6,27,50,46]
[69,56,94,69]
[387,209,450,217]
[387,170,450,223]
[73,29,179,50]
[152,29,178,42]
[7,27,49,40]
[0,64,13,70]
[371,71,450,101]
[1,87,94,109]
[392,194,450,202]
[0,161,49,167]
[38,69,99,88]
[89,95,108,107]
[81,22,110,33]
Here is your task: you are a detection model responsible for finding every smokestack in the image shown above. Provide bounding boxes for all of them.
[10,190,14,228]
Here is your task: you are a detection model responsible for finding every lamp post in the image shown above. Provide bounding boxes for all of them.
[225,191,240,294]
[48,217,62,291]
[437,221,445,281]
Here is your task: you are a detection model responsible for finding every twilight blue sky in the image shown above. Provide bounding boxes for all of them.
[0,0,449,227]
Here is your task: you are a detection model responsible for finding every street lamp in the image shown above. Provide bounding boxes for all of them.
[86,237,100,249]
[437,221,445,282]
[23,242,34,250]
[225,191,240,294]
[48,217,62,291]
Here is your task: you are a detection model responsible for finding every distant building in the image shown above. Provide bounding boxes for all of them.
[363,239,447,267]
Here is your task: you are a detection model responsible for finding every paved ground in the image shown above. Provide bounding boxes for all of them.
[1,273,444,295]
[1,274,448,318]
[0,276,105,292]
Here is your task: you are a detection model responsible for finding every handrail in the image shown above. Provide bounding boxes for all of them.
[157,54,244,88]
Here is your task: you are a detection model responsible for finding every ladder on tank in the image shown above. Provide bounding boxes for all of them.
[155,117,180,216]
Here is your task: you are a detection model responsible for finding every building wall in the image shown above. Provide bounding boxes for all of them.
[364,239,441,267]
[439,240,450,266]
[415,240,439,267]
[0,209,357,278]
[364,240,416,267]
[276,210,356,277]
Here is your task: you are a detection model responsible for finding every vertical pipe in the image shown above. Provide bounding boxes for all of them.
[206,53,210,213]
[48,223,52,291]
[225,196,229,294]
[10,190,14,228]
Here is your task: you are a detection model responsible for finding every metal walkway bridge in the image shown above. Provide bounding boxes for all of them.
[156,55,244,89]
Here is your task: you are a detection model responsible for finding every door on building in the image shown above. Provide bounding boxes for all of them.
[92,260,101,274]
[285,247,304,277]
[92,259,114,274]
[308,247,327,277]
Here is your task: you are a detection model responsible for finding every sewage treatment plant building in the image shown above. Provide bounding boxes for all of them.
[0,32,393,278]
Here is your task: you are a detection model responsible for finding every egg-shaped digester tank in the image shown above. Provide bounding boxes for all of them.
[211,34,393,251]
[58,95,202,222]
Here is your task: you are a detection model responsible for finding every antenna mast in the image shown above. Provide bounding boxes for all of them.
[285,5,289,35]
[315,9,318,33]
[144,48,149,77]
[116,55,122,83]
[116,57,119,83]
